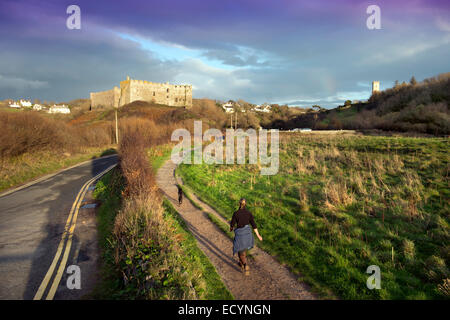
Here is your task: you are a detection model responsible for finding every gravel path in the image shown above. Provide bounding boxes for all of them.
[156,158,316,300]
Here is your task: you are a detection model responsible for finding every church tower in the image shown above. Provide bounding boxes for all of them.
[372,81,380,94]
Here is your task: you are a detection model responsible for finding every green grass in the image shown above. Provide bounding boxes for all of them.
[334,105,359,120]
[0,147,117,193]
[177,134,450,300]
[90,168,125,299]
[148,144,174,171]
[162,199,233,299]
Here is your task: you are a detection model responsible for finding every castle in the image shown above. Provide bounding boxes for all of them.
[90,76,192,108]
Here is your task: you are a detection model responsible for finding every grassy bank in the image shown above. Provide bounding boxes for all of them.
[92,142,232,299]
[0,147,117,193]
[91,168,125,298]
[147,143,174,171]
[177,133,449,299]
[162,199,233,299]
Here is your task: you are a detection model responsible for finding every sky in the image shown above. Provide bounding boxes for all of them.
[0,0,449,108]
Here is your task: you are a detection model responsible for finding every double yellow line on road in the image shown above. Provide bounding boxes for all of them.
[33,164,117,300]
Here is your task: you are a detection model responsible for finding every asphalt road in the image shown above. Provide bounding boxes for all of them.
[0,155,118,300]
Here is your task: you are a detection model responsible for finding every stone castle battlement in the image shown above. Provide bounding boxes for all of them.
[90,76,192,108]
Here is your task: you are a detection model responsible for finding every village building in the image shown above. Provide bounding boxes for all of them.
[222,102,235,113]
[48,104,70,114]
[253,104,271,113]
[9,101,20,108]
[32,104,43,111]
[19,100,32,107]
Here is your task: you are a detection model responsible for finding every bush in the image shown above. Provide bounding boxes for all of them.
[0,110,112,159]
[191,98,227,129]
[113,125,212,299]
[424,255,448,283]
[119,130,155,198]
[437,278,450,298]
[402,239,416,262]
[113,194,199,299]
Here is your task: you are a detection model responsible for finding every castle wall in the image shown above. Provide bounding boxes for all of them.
[90,87,120,108]
[129,80,160,105]
[126,80,192,107]
[90,78,192,109]
[119,80,131,106]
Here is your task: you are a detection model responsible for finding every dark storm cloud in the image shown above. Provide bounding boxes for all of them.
[0,0,449,107]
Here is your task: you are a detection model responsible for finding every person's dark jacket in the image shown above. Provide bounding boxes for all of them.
[230,208,257,231]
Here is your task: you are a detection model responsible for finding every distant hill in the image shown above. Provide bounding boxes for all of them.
[68,100,194,126]
[275,72,450,135]
[68,99,230,129]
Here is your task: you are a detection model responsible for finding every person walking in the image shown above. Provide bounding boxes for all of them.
[230,198,263,275]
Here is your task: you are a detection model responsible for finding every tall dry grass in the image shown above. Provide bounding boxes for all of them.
[112,193,200,299]
[118,130,155,198]
[0,110,112,159]
[112,117,210,299]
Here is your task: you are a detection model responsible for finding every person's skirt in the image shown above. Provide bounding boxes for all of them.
[233,224,254,255]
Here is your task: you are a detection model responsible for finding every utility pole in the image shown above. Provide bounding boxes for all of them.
[115,107,119,144]
[235,111,238,129]
[230,113,233,129]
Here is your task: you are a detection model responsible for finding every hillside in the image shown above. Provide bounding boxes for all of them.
[0,98,211,193]
[276,73,450,135]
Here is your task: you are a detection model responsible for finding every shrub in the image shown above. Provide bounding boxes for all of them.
[402,239,416,262]
[113,125,212,299]
[118,129,155,198]
[437,278,450,298]
[112,194,199,299]
[0,110,112,159]
[424,255,449,282]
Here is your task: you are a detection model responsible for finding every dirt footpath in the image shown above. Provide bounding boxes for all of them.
[156,158,316,300]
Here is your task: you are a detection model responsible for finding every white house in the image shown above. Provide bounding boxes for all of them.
[222,102,235,113]
[20,99,32,107]
[48,104,70,114]
[291,128,312,132]
[254,104,271,113]
[33,104,43,111]
[9,101,21,108]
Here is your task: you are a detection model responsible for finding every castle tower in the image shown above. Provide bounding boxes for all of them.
[372,81,380,94]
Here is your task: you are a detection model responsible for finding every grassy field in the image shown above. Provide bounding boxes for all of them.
[177,133,449,299]
[0,147,117,193]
